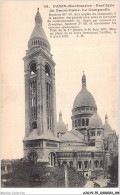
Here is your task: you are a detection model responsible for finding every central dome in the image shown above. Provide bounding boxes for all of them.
[73,72,97,110]
[73,88,97,109]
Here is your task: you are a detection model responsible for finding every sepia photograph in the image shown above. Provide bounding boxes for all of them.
[1,0,119,193]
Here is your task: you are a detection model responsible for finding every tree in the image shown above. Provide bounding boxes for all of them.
[108,155,118,186]
[2,161,86,188]
[2,161,49,187]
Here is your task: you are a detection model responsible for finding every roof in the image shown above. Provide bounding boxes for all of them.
[103,114,113,137]
[73,88,97,109]
[59,131,84,142]
[70,129,84,139]
[89,113,103,129]
[103,123,113,137]
[23,129,60,142]
[28,9,50,50]
[57,111,67,134]
[29,23,49,42]
[57,120,67,134]
[73,73,97,109]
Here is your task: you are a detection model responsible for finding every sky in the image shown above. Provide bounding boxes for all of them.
[1,1,118,159]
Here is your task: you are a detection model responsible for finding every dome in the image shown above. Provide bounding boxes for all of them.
[73,72,97,110]
[103,114,113,137]
[89,113,103,129]
[57,111,67,134]
[73,88,97,109]
[57,121,67,134]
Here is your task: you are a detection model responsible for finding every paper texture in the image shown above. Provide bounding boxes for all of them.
[1,0,119,193]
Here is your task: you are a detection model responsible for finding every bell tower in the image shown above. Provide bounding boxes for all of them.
[23,9,59,163]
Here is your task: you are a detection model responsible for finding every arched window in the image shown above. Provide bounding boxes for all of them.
[46,82,52,130]
[30,79,37,120]
[69,161,73,168]
[97,131,101,136]
[78,161,82,169]
[32,121,37,129]
[45,64,50,77]
[94,160,99,168]
[30,62,36,75]
[36,40,37,45]
[84,161,88,169]
[91,131,95,136]
[89,160,91,169]
[34,40,35,45]
[62,161,67,166]
[49,152,56,166]
[86,118,89,126]
[82,119,85,126]
[38,40,40,45]
[28,151,38,162]
[78,119,81,126]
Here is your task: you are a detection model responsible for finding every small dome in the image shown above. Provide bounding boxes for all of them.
[89,113,103,129]
[57,121,67,134]
[103,114,113,137]
[57,111,67,134]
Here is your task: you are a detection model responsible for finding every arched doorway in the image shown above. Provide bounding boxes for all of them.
[49,152,56,166]
[28,151,38,162]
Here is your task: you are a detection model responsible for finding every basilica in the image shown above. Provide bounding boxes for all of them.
[23,9,118,179]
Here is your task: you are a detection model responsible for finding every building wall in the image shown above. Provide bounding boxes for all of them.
[23,50,56,137]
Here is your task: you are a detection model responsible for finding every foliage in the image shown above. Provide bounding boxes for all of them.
[2,161,86,188]
[2,161,49,187]
[36,165,86,187]
[108,155,118,186]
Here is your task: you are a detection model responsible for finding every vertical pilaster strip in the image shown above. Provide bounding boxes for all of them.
[51,68,57,137]
[24,70,30,136]
[36,64,42,135]
[41,62,47,133]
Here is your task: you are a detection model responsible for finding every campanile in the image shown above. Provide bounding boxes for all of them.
[23,9,59,164]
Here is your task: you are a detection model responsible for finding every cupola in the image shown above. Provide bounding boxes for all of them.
[28,8,50,51]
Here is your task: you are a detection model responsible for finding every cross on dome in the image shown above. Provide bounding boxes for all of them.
[105,113,108,123]
[35,8,42,24]
[82,71,86,89]
[59,110,62,121]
